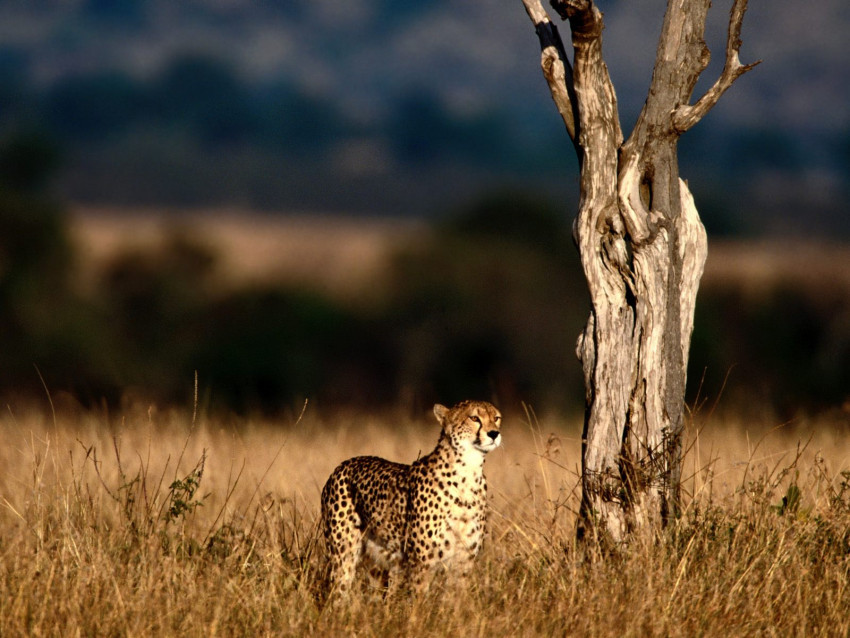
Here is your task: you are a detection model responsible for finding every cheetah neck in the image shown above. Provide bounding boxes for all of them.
[433,434,487,473]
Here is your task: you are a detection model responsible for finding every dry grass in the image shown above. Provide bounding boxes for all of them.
[69,207,424,300]
[1,401,849,636]
[703,240,850,296]
[70,207,850,299]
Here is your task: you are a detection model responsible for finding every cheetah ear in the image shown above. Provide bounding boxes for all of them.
[433,403,449,425]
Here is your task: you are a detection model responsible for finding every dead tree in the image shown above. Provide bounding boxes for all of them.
[518,0,758,543]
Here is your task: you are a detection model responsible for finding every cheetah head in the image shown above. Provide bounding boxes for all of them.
[434,400,502,454]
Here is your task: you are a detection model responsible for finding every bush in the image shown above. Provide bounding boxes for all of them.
[690,284,850,416]
[380,190,587,409]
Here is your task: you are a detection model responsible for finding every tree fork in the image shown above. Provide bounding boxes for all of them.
[519,0,758,543]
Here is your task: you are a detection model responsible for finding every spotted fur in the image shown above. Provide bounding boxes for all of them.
[320,400,502,594]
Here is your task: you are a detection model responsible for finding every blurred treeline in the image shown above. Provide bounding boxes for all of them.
[0,50,545,215]
[2,133,849,418]
[5,47,847,237]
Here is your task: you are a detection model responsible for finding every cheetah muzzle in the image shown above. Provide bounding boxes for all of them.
[320,400,502,595]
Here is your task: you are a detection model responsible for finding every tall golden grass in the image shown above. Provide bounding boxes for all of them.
[1,400,848,636]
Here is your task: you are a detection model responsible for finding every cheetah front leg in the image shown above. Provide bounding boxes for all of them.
[400,519,448,593]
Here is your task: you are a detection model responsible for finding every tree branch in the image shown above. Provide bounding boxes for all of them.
[672,0,761,133]
[520,0,579,145]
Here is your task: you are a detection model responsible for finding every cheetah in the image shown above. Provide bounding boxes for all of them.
[320,400,502,595]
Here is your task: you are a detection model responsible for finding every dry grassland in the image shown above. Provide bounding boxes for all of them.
[21,209,847,634]
[1,402,848,636]
[69,208,850,298]
[69,208,424,299]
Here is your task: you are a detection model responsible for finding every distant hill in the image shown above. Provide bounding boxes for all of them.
[1,0,848,236]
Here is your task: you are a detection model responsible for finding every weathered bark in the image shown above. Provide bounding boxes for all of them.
[520,0,758,543]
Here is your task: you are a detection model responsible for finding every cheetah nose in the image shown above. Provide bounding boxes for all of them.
[487,430,500,440]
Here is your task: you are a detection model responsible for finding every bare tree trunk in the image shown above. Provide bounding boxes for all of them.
[519,0,758,543]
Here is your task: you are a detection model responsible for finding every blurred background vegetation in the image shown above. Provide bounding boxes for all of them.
[0,1,848,419]
[1,131,848,419]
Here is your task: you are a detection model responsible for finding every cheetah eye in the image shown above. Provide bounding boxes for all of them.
[470,415,481,424]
